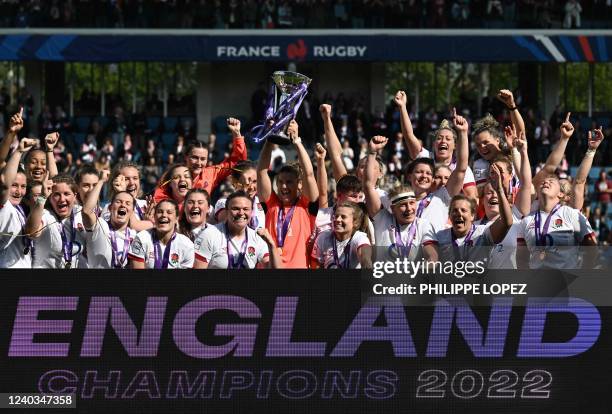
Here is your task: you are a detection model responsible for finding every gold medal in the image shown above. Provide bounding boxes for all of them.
[539,250,546,261]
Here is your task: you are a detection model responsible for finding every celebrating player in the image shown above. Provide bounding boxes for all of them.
[193,190,280,269]
[179,188,211,241]
[257,119,319,268]
[365,135,437,263]
[395,90,478,201]
[426,164,513,263]
[128,199,194,269]
[0,138,37,268]
[311,201,372,269]
[213,160,265,230]
[517,175,597,269]
[24,174,89,268]
[186,117,247,195]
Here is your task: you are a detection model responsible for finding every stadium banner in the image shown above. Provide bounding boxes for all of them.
[0,269,610,413]
[0,32,610,62]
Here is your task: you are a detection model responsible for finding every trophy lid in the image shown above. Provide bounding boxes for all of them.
[272,71,312,92]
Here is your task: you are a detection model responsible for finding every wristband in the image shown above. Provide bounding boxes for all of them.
[508,106,518,111]
[368,150,378,155]
[35,196,47,206]
[585,148,596,158]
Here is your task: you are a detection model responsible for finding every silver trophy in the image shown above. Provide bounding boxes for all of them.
[251,71,312,146]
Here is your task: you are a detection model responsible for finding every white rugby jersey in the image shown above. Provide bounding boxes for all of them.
[426,224,493,263]
[0,202,32,268]
[517,204,594,269]
[32,209,89,269]
[477,205,523,269]
[416,147,477,188]
[213,195,265,230]
[417,186,452,231]
[85,219,134,269]
[194,223,269,269]
[373,210,436,262]
[311,229,370,269]
[189,223,208,241]
[128,229,194,269]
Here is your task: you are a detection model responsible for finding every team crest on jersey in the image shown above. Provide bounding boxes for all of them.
[553,218,563,228]
[170,253,179,265]
[248,246,255,256]
[77,223,84,232]
[257,203,262,211]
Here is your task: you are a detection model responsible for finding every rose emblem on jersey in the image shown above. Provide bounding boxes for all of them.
[554,218,563,228]
[248,246,255,256]
[170,253,179,264]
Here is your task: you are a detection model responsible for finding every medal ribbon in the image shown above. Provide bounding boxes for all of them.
[109,223,131,269]
[249,198,259,230]
[331,232,354,269]
[153,231,176,269]
[135,202,144,220]
[416,193,434,218]
[451,224,476,261]
[534,204,561,246]
[394,219,418,258]
[276,200,297,248]
[58,210,76,267]
[226,224,248,269]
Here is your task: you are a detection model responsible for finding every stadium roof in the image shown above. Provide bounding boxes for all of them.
[0,29,610,63]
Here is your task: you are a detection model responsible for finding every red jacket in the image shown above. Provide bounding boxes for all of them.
[153,136,247,205]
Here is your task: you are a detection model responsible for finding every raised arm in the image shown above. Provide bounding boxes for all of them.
[572,127,604,211]
[288,120,318,202]
[210,117,248,189]
[497,89,525,137]
[314,143,329,208]
[44,132,59,178]
[512,131,532,217]
[0,108,24,170]
[319,104,347,181]
[489,164,513,243]
[445,108,468,197]
[82,170,110,230]
[0,138,37,206]
[256,140,274,203]
[25,173,52,239]
[533,112,573,188]
[363,136,388,218]
[395,90,422,160]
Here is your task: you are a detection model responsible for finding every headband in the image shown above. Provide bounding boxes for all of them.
[390,191,416,205]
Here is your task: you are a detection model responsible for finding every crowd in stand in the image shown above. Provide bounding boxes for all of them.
[0,0,608,30]
[0,84,609,270]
